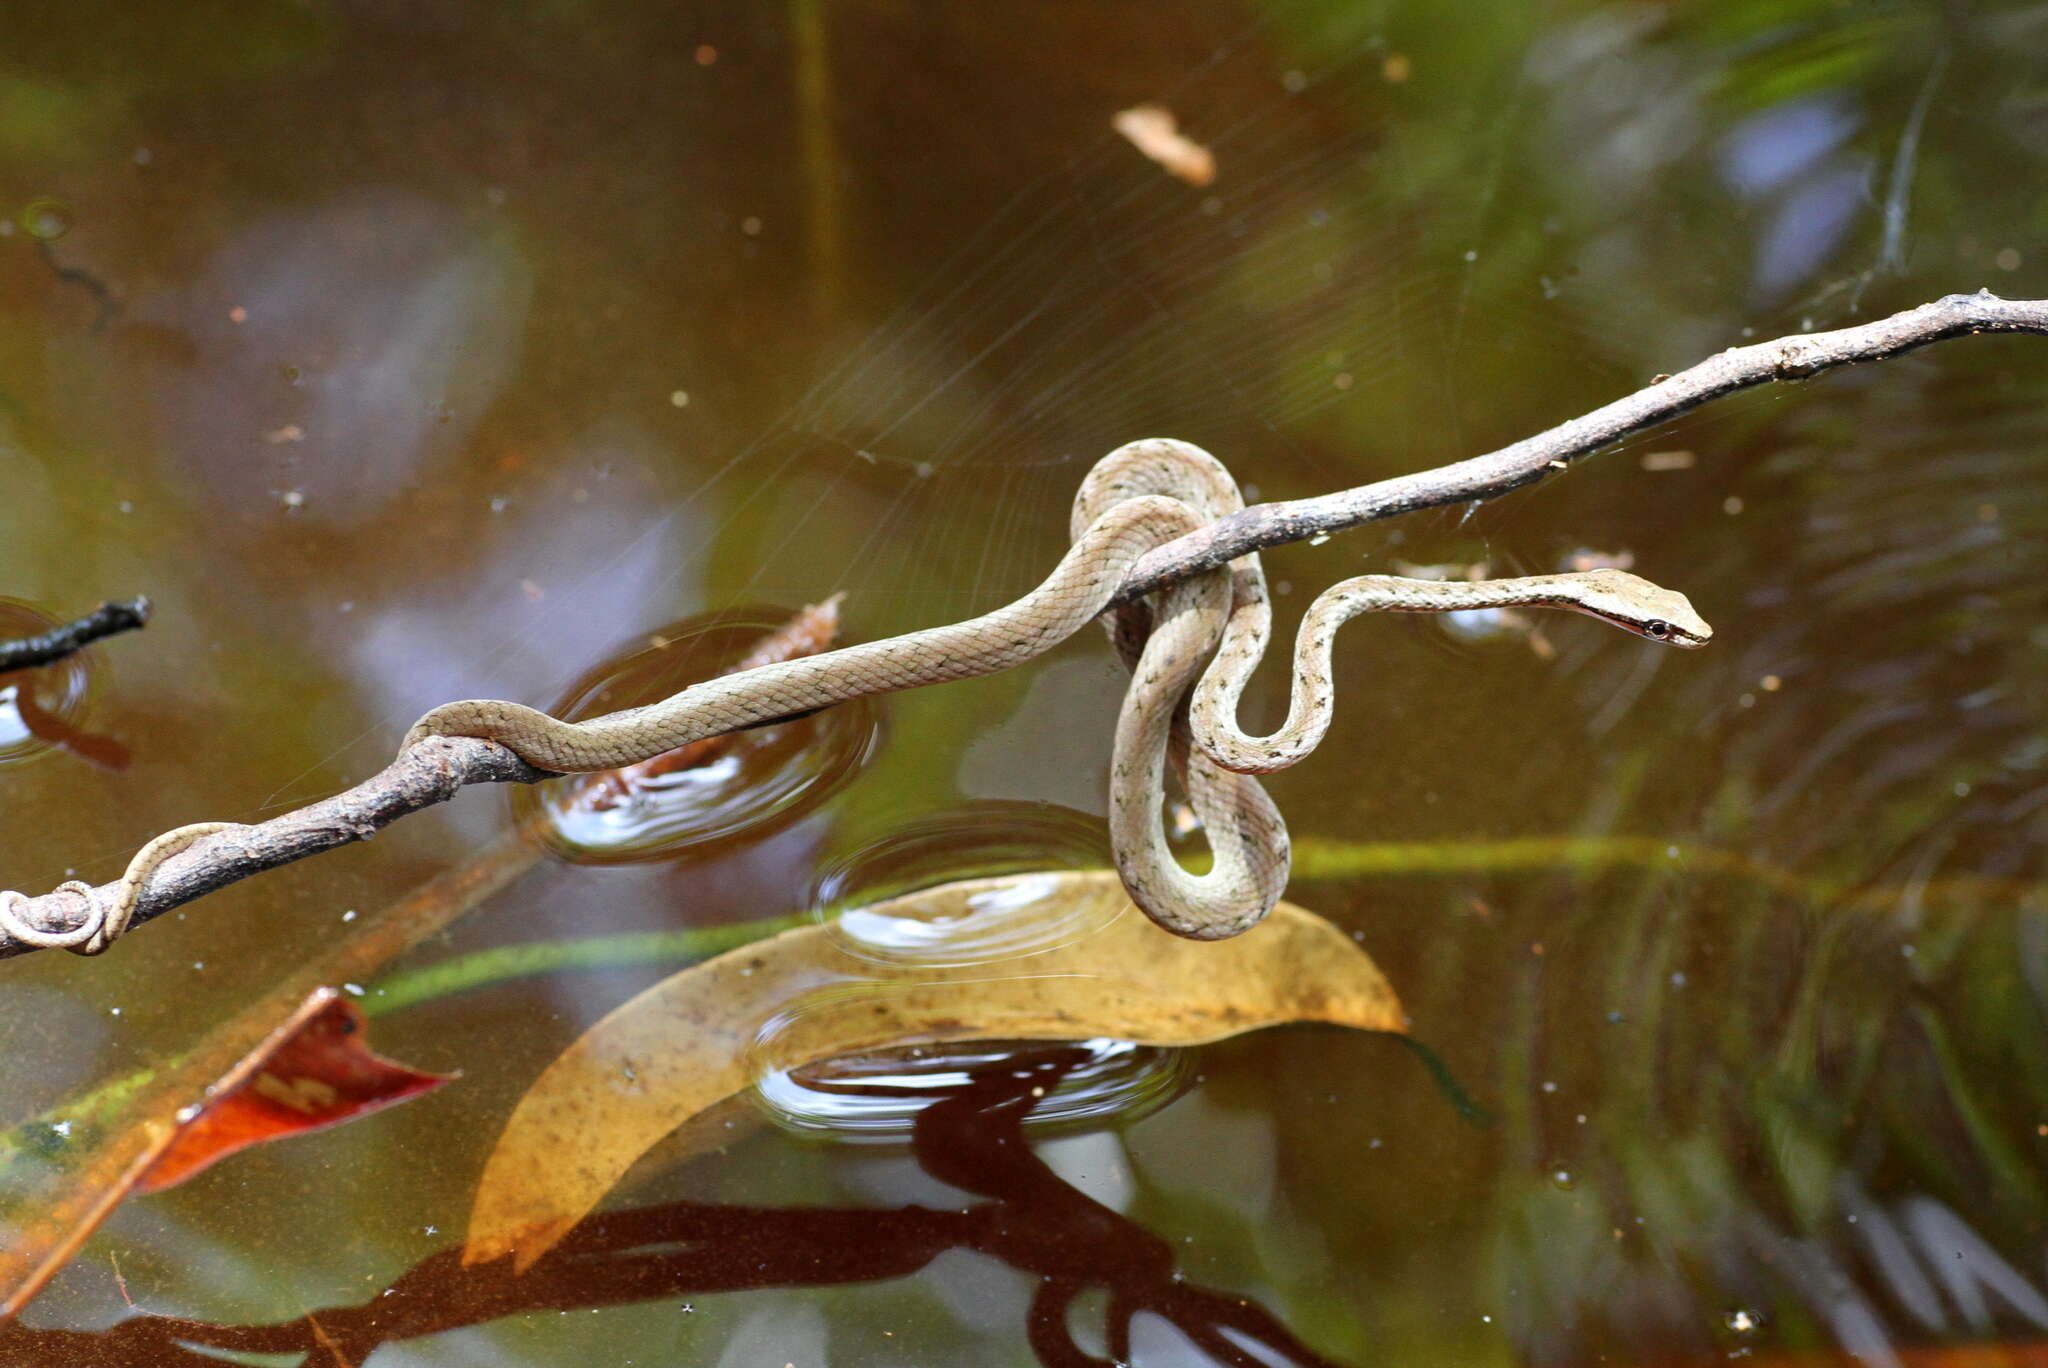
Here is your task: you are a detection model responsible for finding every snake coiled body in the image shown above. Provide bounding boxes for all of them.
[2,439,1710,953]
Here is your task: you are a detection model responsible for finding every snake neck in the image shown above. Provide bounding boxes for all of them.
[1356,574,1592,613]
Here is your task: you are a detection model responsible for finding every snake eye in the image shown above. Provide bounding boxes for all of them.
[1644,619,1672,639]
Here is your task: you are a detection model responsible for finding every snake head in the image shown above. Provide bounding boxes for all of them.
[1563,569,1713,648]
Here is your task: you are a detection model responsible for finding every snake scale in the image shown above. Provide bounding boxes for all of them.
[1,438,1710,952]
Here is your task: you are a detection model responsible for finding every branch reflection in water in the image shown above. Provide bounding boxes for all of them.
[0,1047,1345,1368]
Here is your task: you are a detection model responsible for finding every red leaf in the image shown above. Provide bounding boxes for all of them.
[133,987,453,1194]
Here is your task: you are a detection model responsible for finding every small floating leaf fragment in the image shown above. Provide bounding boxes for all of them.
[464,869,1402,1270]
[1112,104,1216,186]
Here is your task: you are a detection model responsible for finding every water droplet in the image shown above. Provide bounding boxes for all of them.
[737,812,1187,1140]
[513,606,881,864]
[810,801,1115,965]
[1549,1168,1576,1190]
[750,1037,1187,1144]
[20,198,71,241]
[1725,1308,1760,1334]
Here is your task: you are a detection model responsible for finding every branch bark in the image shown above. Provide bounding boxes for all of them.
[5,290,2045,959]
[1116,290,2048,599]
[1,740,552,958]
[0,598,152,674]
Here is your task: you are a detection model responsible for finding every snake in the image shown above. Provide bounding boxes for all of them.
[0,438,1711,953]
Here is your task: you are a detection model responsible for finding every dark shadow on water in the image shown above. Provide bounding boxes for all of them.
[0,1047,1347,1368]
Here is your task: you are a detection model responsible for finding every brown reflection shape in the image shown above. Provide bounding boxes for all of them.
[0,1049,1347,1368]
[4,680,130,771]
[34,239,121,333]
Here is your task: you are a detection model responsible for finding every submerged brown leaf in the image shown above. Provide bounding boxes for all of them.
[464,870,1402,1269]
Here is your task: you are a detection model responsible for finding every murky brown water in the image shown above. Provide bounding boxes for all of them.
[4,2,2048,1364]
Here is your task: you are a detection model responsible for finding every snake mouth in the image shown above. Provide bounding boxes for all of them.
[1651,621,1713,649]
[1662,618,1715,649]
[1558,603,1712,649]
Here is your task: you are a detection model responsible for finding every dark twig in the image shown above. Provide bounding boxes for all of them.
[4,292,2047,958]
[0,598,152,674]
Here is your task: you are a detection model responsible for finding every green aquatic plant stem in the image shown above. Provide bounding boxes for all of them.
[1908,1001,2046,1211]
[790,0,843,312]
[366,831,2048,1024]
[351,840,1834,1019]
[1289,834,2048,911]
[354,840,1756,1020]
[364,915,807,1016]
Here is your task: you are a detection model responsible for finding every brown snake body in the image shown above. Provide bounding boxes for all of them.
[1,439,1710,952]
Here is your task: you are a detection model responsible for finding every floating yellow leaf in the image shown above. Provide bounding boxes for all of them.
[465,870,1402,1269]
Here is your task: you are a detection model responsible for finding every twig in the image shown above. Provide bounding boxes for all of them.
[1,739,552,958]
[4,291,2046,959]
[0,598,152,674]
[1115,290,2048,599]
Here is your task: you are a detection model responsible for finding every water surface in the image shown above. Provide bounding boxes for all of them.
[3,3,2046,1364]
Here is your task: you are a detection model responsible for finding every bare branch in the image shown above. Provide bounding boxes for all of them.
[0,598,152,674]
[5,291,2046,959]
[1116,290,2048,599]
[2,740,550,957]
